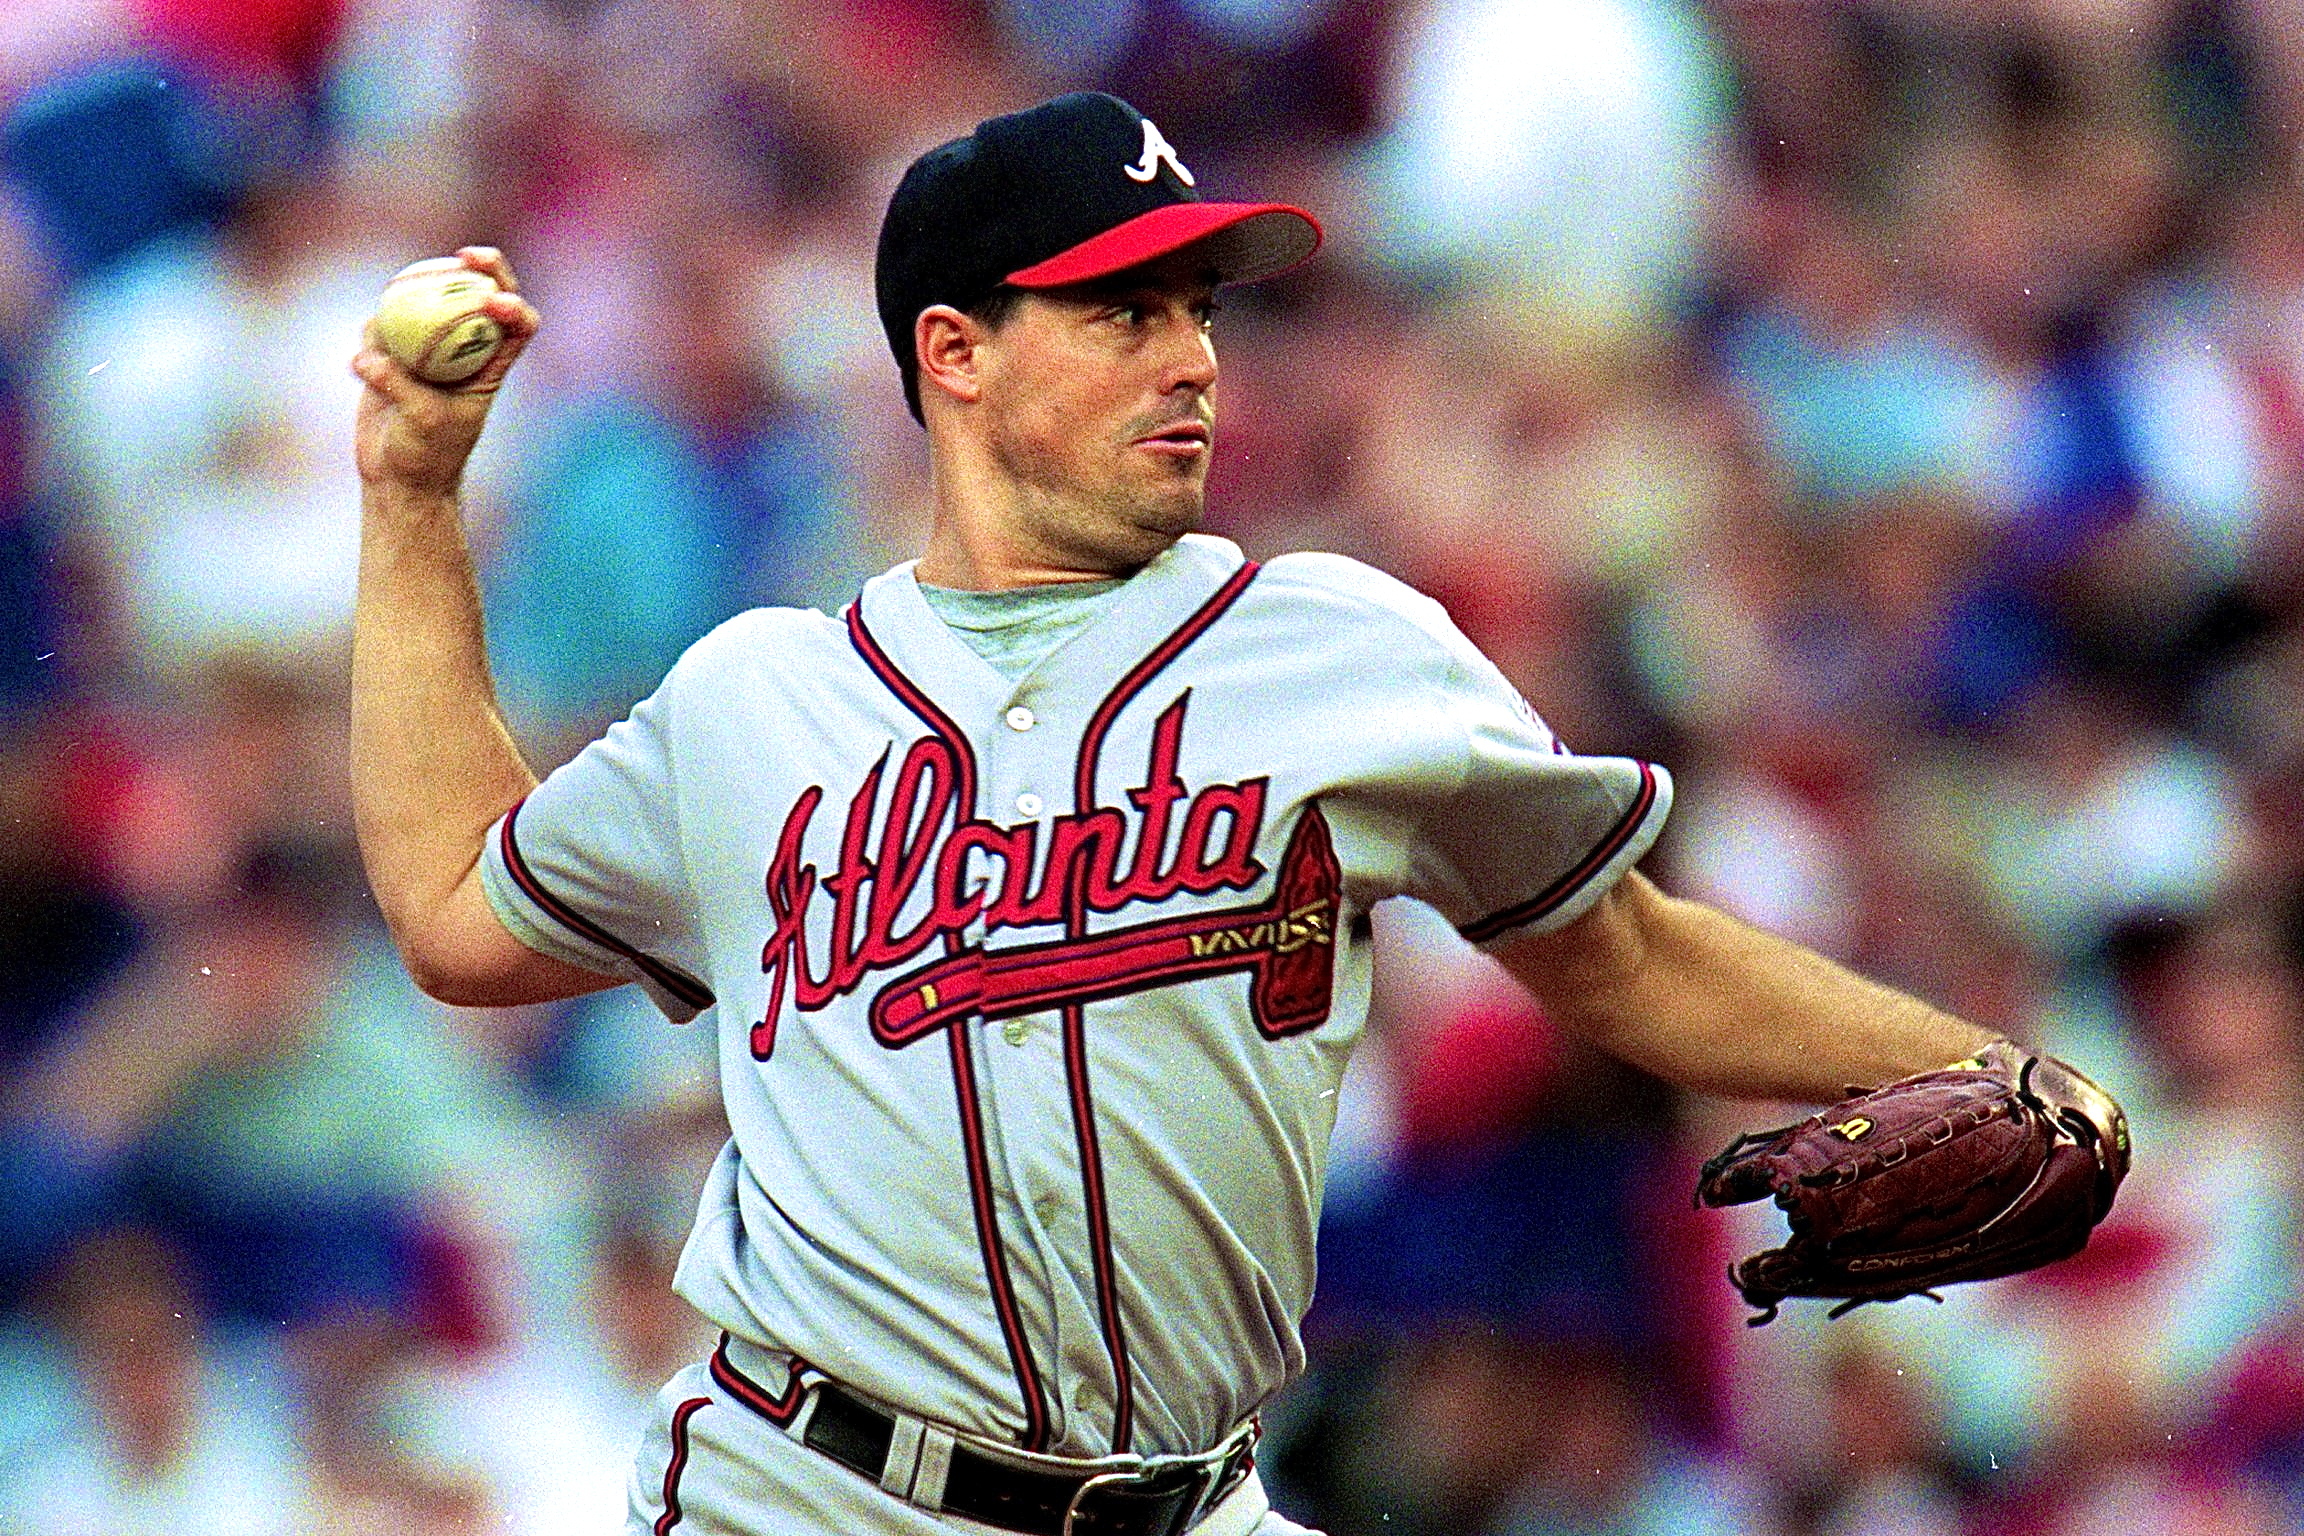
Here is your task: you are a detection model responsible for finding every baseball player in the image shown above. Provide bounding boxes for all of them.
[348,93,2099,1536]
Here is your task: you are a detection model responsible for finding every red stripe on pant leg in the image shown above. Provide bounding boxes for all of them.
[654,1396,711,1536]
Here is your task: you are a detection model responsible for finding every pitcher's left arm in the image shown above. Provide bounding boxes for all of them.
[1492,869,1995,1103]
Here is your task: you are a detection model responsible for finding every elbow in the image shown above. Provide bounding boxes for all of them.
[397,938,478,1006]
[386,906,502,1007]
[399,942,534,1009]
[377,864,613,1010]
[375,873,501,1006]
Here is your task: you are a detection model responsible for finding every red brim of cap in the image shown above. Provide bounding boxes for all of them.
[1004,201,1322,290]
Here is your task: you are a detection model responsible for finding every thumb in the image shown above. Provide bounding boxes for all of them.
[351,340,444,412]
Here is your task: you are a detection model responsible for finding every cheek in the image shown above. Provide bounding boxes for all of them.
[991,366,1123,475]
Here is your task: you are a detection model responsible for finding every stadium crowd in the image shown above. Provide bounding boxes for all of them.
[1,0,2302,1532]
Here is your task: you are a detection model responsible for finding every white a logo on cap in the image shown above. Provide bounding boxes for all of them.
[1124,118,1195,186]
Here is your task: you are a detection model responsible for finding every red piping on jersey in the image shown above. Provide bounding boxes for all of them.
[709,1335,810,1424]
[654,1395,711,1535]
[498,799,715,1011]
[1455,760,1661,945]
[845,605,978,817]
[846,601,1055,1454]
[1064,557,1261,1453]
[1071,564,1261,822]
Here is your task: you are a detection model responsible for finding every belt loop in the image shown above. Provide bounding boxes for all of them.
[879,1413,927,1499]
[1186,1416,1260,1532]
[911,1422,956,1511]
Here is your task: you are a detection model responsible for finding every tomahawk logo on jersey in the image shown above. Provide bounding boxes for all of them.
[474,534,1670,1461]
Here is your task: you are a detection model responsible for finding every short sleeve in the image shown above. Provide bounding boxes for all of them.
[1402,640,1673,946]
[478,685,716,1022]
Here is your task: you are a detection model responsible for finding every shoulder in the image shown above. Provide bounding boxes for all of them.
[1252,554,1547,740]
[657,605,849,699]
[1251,552,1473,665]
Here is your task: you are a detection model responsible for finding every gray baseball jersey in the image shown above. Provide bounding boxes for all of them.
[478,532,1670,1461]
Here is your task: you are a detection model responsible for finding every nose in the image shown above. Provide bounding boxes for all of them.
[1157,313,1218,397]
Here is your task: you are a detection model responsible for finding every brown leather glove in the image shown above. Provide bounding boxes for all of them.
[1695,1040,2131,1325]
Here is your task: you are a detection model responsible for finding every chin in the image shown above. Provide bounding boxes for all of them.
[1040,479,1206,573]
[1128,492,1203,549]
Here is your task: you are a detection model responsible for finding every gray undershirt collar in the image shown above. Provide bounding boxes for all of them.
[915,577,1127,682]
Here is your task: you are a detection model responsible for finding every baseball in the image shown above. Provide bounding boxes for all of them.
[372,257,504,385]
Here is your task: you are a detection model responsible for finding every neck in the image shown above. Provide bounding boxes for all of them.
[917,522,1141,591]
[918,433,1150,591]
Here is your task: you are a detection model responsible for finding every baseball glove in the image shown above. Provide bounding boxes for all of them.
[1695,1040,2131,1325]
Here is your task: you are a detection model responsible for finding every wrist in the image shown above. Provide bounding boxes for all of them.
[361,475,465,531]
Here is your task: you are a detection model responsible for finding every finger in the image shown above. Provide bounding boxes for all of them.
[448,293,538,396]
[481,290,540,342]
[457,244,520,295]
[455,349,517,397]
[351,345,444,411]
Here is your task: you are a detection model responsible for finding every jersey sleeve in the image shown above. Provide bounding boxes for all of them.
[1399,625,1673,946]
[477,683,716,1022]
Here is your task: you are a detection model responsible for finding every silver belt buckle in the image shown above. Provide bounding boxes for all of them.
[1060,1468,1144,1536]
[1057,1417,1258,1536]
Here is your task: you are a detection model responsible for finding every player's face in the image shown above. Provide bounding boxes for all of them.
[974,253,1221,572]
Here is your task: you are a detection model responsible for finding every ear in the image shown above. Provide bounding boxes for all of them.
[915,305,987,407]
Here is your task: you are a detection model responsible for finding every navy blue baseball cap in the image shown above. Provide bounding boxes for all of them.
[876,92,1322,414]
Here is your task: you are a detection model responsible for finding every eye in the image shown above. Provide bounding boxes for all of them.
[1106,302,1145,326]
[1195,298,1221,329]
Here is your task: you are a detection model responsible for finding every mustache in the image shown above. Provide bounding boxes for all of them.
[1125,400,1216,440]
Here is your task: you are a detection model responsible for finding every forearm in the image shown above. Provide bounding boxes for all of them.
[343,250,618,1008]
[349,477,534,949]
[1501,874,1996,1103]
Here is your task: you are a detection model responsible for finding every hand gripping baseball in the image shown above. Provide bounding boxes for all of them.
[1695,1040,2131,1325]
[351,246,540,498]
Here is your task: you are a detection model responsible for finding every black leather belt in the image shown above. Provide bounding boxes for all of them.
[802,1380,1257,1536]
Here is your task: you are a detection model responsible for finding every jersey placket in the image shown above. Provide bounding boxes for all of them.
[842,543,1266,1459]
[969,673,1133,1455]
[966,554,1267,1457]
[840,601,1068,1453]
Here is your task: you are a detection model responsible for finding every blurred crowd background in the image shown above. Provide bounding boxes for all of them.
[0,0,2300,1532]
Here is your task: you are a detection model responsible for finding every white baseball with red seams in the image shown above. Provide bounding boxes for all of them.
[477,533,1670,1530]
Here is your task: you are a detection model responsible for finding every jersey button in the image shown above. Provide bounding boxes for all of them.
[1005,706,1036,732]
[1016,792,1044,818]
[1002,1019,1030,1047]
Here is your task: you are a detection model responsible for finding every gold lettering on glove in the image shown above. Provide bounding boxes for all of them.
[1830,1116,1875,1141]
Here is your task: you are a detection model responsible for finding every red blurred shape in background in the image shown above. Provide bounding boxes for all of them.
[137,0,345,85]
[2013,1215,2174,1296]
[1396,986,1561,1161]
